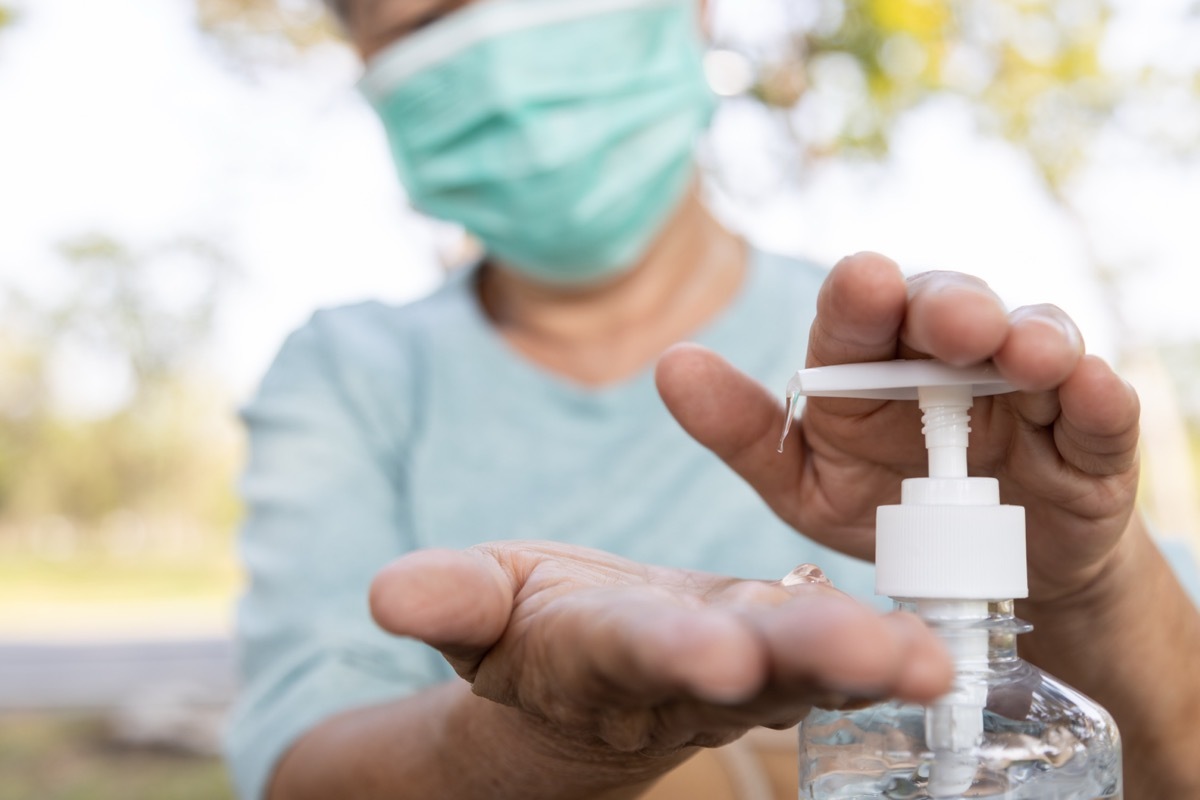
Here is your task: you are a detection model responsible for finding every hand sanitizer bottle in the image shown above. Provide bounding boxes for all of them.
[779,360,1122,800]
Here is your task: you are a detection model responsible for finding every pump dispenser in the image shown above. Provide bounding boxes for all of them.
[780,360,1122,800]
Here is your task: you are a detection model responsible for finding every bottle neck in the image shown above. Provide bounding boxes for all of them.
[893,599,1030,664]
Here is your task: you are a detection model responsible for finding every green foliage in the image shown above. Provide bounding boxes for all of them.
[0,381,241,527]
[749,0,1124,190]
[0,233,240,533]
[193,0,342,68]
[37,233,233,389]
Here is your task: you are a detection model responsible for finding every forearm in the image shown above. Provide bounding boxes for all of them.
[1018,516,1200,796]
[268,679,691,800]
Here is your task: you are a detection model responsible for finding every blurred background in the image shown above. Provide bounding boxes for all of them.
[1,0,1198,796]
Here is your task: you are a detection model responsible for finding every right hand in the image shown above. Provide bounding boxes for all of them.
[655,255,1140,607]
[369,541,952,760]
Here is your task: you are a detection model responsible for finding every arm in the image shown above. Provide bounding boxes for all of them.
[270,681,677,800]
[656,252,1200,794]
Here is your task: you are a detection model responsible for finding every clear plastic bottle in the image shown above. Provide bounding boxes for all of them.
[799,600,1122,799]
[778,361,1123,800]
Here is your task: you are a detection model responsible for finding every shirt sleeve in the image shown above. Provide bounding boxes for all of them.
[222,309,446,800]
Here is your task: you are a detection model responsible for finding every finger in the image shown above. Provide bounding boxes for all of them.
[882,611,958,701]
[899,270,1009,365]
[579,591,768,705]
[369,547,515,676]
[1054,355,1140,477]
[655,343,803,520]
[994,304,1085,394]
[807,252,908,369]
[754,593,953,704]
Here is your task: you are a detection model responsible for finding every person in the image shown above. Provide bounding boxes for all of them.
[224,0,1200,797]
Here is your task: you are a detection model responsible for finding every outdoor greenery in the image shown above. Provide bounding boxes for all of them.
[0,714,233,800]
[1,234,237,525]
[195,0,340,69]
[0,233,242,622]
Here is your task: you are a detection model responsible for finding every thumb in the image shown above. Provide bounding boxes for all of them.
[370,548,515,679]
[655,343,805,523]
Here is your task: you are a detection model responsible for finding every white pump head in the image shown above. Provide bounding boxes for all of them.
[783,360,1027,601]
[784,360,1028,795]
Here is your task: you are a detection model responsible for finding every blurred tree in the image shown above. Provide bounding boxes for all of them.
[197,0,334,43]
[42,234,232,395]
[193,0,339,70]
[0,341,49,513]
[728,0,1199,312]
[735,0,1199,189]
[0,234,240,533]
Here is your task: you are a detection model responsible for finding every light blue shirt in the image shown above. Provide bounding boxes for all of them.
[222,248,1200,799]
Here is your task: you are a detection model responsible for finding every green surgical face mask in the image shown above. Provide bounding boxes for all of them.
[359,0,715,285]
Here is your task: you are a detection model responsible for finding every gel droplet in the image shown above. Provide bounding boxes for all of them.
[777,391,799,453]
[781,563,830,587]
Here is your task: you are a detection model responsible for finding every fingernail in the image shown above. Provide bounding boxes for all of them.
[1010,306,1083,351]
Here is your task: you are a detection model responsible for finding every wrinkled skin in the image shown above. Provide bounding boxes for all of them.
[371,541,952,757]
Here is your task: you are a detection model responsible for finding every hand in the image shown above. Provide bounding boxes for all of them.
[369,541,951,760]
[656,252,1141,604]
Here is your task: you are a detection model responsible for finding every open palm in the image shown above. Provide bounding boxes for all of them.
[369,540,951,757]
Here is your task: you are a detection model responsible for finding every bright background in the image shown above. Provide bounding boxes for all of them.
[1,0,1198,796]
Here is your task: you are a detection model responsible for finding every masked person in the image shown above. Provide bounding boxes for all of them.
[224,1,1200,798]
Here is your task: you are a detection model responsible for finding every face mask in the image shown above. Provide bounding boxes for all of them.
[358,0,715,285]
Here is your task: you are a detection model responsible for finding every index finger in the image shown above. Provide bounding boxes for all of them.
[805,252,907,370]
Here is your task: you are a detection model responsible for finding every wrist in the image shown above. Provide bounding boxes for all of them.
[447,682,691,800]
[1016,514,1200,795]
[1016,514,1152,671]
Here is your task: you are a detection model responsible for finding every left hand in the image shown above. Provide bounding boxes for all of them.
[369,541,952,759]
[656,252,1141,604]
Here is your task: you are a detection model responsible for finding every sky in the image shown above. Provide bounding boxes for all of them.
[1,0,1199,417]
